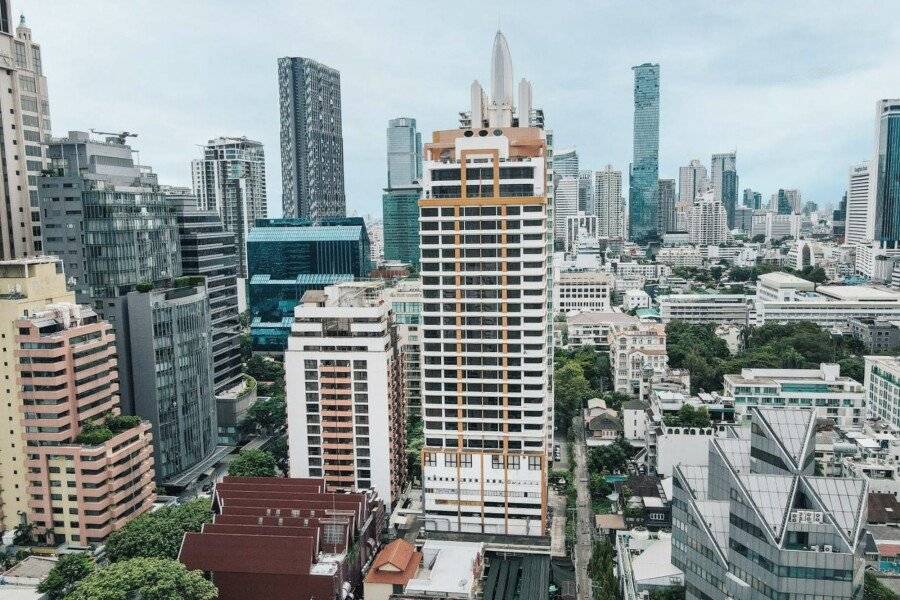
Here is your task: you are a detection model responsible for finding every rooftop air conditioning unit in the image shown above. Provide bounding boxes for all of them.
[823,545,833,552]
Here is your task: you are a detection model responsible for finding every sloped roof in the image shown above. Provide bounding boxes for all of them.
[805,476,867,545]
[366,539,422,585]
[676,465,709,500]
[737,473,794,538]
[713,438,751,474]
[695,500,730,558]
[755,408,814,468]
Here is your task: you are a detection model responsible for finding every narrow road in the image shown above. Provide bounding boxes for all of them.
[572,419,593,600]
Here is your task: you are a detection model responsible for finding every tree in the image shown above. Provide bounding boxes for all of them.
[269,435,289,474]
[588,442,628,474]
[589,539,618,600]
[864,571,899,600]
[228,448,278,477]
[12,522,33,546]
[554,362,590,433]
[37,553,94,600]
[245,355,284,382]
[66,558,217,600]
[241,395,287,435]
[104,499,212,562]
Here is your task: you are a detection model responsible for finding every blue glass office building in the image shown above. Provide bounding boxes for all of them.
[875,100,900,245]
[247,217,371,351]
[629,63,660,242]
[382,185,421,269]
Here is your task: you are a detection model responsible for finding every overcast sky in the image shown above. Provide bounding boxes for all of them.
[22,0,900,217]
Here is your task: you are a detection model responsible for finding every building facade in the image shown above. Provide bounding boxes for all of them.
[278,56,346,220]
[418,32,551,536]
[864,355,900,430]
[710,152,736,205]
[845,162,873,246]
[578,169,594,214]
[629,64,661,242]
[658,178,676,233]
[658,294,751,325]
[382,185,422,269]
[596,164,625,239]
[191,136,267,278]
[873,99,900,246]
[553,148,578,179]
[688,190,730,245]
[285,282,405,508]
[387,117,422,189]
[16,303,155,545]
[553,271,612,314]
[610,321,668,399]
[678,159,708,206]
[554,176,578,248]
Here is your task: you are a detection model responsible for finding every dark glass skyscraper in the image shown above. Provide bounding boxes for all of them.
[382,185,421,268]
[874,99,900,245]
[278,57,346,220]
[629,63,660,242]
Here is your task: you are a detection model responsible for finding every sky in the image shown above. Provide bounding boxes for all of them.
[22,0,900,217]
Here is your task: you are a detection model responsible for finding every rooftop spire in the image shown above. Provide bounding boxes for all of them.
[490,30,514,109]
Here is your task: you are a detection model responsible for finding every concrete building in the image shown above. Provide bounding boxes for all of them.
[179,477,385,600]
[723,363,865,429]
[658,178,676,233]
[844,161,873,245]
[115,284,220,487]
[383,279,423,417]
[751,211,799,242]
[595,164,625,239]
[553,271,611,314]
[171,190,242,395]
[554,176,578,249]
[687,189,730,245]
[710,152,736,204]
[387,117,422,189]
[630,63,661,242]
[578,169,594,214]
[611,321,668,398]
[672,407,867,600]
[624,289,651,311]
[191,136,267,278]
[15,303,155,545]
[864,356,900,430]
[617,531,683,600]
[0,14,51,258]
[566,311,640,349]
[847,317,900,353]
[678,159,707,205]
[418,31,551,536]
[285,282,405,508]
[278,57,346,220]
[658,294,751,325]
[364,539,423,600]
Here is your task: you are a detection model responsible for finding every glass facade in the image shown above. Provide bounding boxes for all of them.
[387,117,422,189]
[382,187,421,268]
[629,64,660,242]
[875,102,900,244]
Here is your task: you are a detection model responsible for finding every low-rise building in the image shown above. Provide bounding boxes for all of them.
[622,400,649,447]
[656,246,704,268]
[848,317,900,353]
[623,289,651,310]
[364,539,423,600]
[553,271,612,314]
[723,363,865,429]
[616,531,683,600]
[658,293,752,325]
[610,322,668,399]
[566,311,638,349]
[179,477,385,600]
[865,356,900,429]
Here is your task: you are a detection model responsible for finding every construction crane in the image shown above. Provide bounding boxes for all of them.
[89,129,138,144]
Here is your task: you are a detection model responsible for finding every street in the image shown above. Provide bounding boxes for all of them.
[572,419,594,600]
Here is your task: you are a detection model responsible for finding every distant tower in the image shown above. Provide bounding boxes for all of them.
[596,165,625,239]
[873,99,900,246]
[678,159,708,204]
[386,117,422,189]
[629,63,660,242]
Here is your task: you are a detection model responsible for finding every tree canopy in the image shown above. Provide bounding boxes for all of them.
[663,404,712,428]
[228,448,278,477]
[37,553,94,600]
[65,558,216,600]
[554,362,590,433]
[103,499,212,562]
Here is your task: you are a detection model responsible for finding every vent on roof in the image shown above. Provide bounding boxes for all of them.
[257,517,263,525]
[292,509,300,517]
[278,517,284,526]
[266,508,272,516]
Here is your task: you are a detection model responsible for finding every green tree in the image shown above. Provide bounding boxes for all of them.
[37,553,94,600]
[66,558,217,600]
[554,362,590,433]
[228,448,277,477]
[864,571,899,600]
[12,522,33,546]
[245,355,284,382]
[241,395,287,435]
[589,539,618,600]
[588,441,628,474]
[269,435,289,474]
[104,499,212,562]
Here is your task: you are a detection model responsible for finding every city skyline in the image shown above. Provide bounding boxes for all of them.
[22,2,900,219]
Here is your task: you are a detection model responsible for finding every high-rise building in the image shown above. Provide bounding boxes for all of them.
[382,185,421,268]
[596,165,625,239]
[278,57,346,220]
[658,178,676,233]
[116,283,219,485]
[629,63,660,242]
[555,176,578,248]
[833,192,847,240]
[418,31,551,536]
[672,407,867,600]
[721,170,738,228]
[387,117,422,189]
[845,161,873,245]
[285,281,405,508]
[772,188,801,215]
[383,279,423,418]
[0,15,52,258]
[873,99,900,246]
[678,159,707,205]
[710,152,736,202]
[687,189,729,245]
[170,188,242,395]
[553,148,579,179]
[578,169,594,214]
[191,137,267,278]
[15,303,156,545]
[247,217,371,352]
[743,188,762,210]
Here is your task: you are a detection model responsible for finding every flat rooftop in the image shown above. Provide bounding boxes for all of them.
[405,540,484,597]
[816,285,900,302]
[567,311,637,325]
[758,272,815,289]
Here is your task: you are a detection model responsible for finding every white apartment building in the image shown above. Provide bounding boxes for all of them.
[678,159,708,206]
[285,282,406,509]
[844,161,873,245]
[864,355,900,429]
[611,322,668,399]
[754,272,900,327]
[564,213,598,252]
[553,271,611,314]
[655,246,703,268]
[611,261,672,291]
[687,190,729,245]
[417,32,551,536]
[751,211,799,242]
[623,289,650,310]
[566,311,639,349]
[658,293,751,324]
[383,279,423,418]
[723,363,865,429]
[554,176,577,249]
[595,165,625,239]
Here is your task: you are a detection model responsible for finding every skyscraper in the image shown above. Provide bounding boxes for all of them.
[191,137,267,278]
[710,152,736,202]
[555,176,578,248]
[687,189,729,245]
[387,117,422,189]
[772,188,801,215]
[0,14,52,258]
[595,165,625,239]
[629,63,660,242]
[844,161,872,245]
[553,148,579,179]
[873,99,900,245]
[278,57,346,220]
[678,159,707,205]
[658,178,676,233]
[743,188,763,210]
[578,169,594,213]
[382,185,421,268]
[419,31,551,535]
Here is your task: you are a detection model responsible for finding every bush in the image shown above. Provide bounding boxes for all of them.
[65,558,216,600]
[37,553,94,600]
[104,499,212,562]
[228,448,278,477]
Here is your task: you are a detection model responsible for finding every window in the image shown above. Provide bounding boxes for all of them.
[424,453,436,467]
[18,75,35,93]
[322,522,343,545]
[13,42,25,68]
[528,456,541,470]
[20,96,37,112]
[31,47,41,74]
